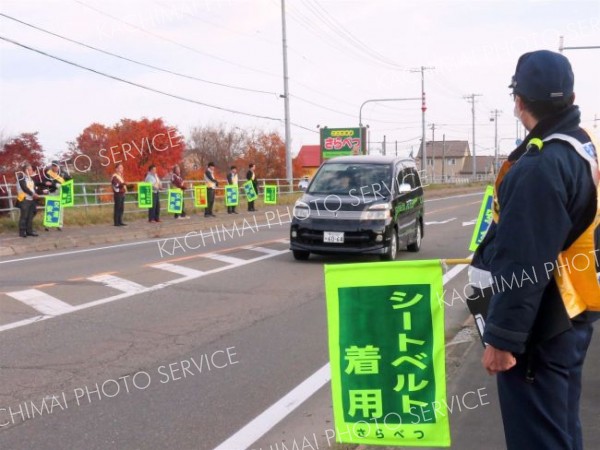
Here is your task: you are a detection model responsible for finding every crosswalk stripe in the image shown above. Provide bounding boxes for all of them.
[246,246,282,255]
[5,289,74,316]
[87,274,146,294]
[203,253,246,265]
[151,263,204,277]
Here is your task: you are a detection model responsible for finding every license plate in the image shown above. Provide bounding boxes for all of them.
[324,231,344,243]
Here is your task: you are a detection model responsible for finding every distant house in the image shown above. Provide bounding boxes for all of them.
[294,145,321,178]
[460,155,497,176]
[416,140,471,180]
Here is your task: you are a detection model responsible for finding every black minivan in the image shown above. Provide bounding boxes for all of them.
[290,155,424,261]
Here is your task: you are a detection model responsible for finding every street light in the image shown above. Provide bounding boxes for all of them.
[359,98,421,155]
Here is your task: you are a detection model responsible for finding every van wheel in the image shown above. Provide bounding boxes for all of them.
[381,231,398,261]
[407,220,422,252]
[293,250,310,261]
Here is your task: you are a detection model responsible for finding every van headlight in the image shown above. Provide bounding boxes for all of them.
[361,203,391,220]
[293,202,310,219]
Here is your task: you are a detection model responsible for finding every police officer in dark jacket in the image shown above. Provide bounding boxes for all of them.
[477,50,599,450]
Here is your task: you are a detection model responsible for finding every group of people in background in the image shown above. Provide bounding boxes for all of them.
[110,162,260,227]
[17,161,261,237]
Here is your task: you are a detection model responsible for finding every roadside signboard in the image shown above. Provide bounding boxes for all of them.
[320,127,367,160]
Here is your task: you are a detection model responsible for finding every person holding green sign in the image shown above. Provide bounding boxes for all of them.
[246,163,258,212]
[226,165,239,214]
[204,162,218,217]
[43,160,71,231]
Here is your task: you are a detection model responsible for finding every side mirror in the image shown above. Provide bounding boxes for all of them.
[398,183,412,194]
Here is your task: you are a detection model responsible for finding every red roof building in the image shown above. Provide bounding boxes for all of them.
[294,145,321,178]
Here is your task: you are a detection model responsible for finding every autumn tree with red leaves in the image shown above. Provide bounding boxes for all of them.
[234,131,302,180]
[0,132,45,181]
[66,118,185,181]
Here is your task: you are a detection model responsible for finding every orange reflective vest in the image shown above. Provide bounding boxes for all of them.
[493,130,600,317]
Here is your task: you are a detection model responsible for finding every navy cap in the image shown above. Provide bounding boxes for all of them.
[51,160,60,166]
[509,50,574,101]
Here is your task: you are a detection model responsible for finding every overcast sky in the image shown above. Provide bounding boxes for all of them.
[1,0,599,161]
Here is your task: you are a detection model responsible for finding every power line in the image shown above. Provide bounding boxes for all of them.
[0,35,284,121]
[73,0,280,78]
[0,13,280,97]
[302,0,404,70]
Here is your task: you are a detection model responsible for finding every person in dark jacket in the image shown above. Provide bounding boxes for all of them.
[111,163,127,226]
[246,163,258,212]
[478,50,598,450]
[16,163,48,237]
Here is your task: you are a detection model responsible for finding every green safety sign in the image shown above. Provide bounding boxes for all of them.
[137,182,153,209]
[225,185,239,206]
[43,196,62,228]
[60,179,74,207]
[324,260,450,447]
[263,185,277,204]
[167,188,183,214]
[243,180,258,202]
[194,185,208,208]
[468,185,494,252]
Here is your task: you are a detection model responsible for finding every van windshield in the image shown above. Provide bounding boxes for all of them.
[307,163,393,197]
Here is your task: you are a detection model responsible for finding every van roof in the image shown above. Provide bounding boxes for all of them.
[323,155,416,165]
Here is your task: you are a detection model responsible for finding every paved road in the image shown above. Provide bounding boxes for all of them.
[4,192,591,450]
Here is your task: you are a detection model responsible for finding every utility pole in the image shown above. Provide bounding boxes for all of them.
[464,94,482,178]
[490,109,502,173]
[280,0,292,190]
[410,66,434,173]
[395,140,398,156]
[382,135,386,156]
[442,134,446,183]
[429,123,436,180]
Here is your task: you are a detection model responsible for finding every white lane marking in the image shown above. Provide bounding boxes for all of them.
[0,315,47,332]
[203,253,246,265]
[242,246,281,255]
[425,191,485,203]
[443,263,469,284]
[151,263,204,277]
[0,249,289,334]
[462,218,477,226]
[213,365,331,450]
[425,217,456,225]
[0,219,291,264]
[1,193,481,265]
[5,289,74,316]
[88,274,146,294]
[214,258,470,450]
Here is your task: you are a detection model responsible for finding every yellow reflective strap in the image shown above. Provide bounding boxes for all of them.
[527,138,544,152]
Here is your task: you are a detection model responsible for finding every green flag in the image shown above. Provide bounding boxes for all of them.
[60,179,74,207]
[43,196,62,228]
[325,260,450,447]
[243,180,258,202]
[263,185,277,204]
[469,185,494,251]
[225,185,239,206]
[137,182,153,209]
[167,188,183,213]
